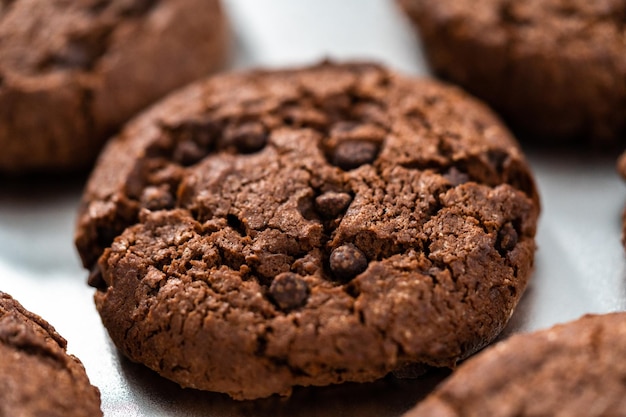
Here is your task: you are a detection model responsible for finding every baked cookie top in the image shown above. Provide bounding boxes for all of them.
[399,0,626,141]
[404,312,626,417]
[0,292,102,417]
[75,62,539,399]
[0,0,227,172]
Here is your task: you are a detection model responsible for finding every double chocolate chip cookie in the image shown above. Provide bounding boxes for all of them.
[0,0,228,173]
[75,62,540,399]
[399,0,626,142]
[0,292,102,417]
[404,312,626,417]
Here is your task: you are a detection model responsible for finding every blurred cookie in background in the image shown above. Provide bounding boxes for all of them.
[399,0,626,143]
[0,291,102,417]
[0,0,229,174]
[403,312,626,417]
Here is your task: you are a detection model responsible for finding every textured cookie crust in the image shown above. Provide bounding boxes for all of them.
[0,292,102,417]
[0,0,228,173]
[404,312,626,417]
[75,62,539,399]
[399,0,626,142]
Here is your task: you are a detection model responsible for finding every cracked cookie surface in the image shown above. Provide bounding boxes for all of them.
[0,0,227,173]
[399,0,626,142]
[0,292,102,417]
[404,312,626,417]
[75,62,540,399]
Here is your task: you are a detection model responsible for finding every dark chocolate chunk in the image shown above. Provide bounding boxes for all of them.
[165,118,219,150]
[222,122,268,154]
[87,265,106,289]
[173,140,207,166]
[487,148,509,174]
[329,244,368,281]
[269,272,309,311]
[332,141,379,170]
[314,191,352,218]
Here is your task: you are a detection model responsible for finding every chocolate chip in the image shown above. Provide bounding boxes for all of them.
[140,185,175,211]
[87,265,106,289]
[269,272,309,311]
[496,222,518,255]
[332,141,379,170]
[164,118,219,151]
[222,122,268,154]
[329,244,368,281]
[314,191,352,218]
[487,148,509,174]
[173,140,207,166]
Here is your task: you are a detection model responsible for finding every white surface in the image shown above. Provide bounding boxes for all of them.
[1,1,625,416]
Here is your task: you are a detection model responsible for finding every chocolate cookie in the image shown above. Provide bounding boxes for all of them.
[0,0,228,173]
[404,312,626,417]
[399,0,626,142]
[0,292,102,417]
[75,62,539,399]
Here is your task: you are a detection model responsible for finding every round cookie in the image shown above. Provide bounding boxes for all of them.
[0,0,228,173]
[399,0,626,142]
[403,312,626,417]
[0,292,102,417]
[75,62,540,399]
